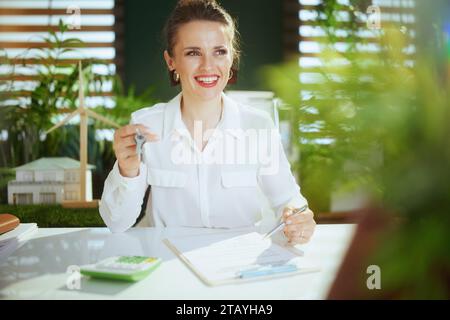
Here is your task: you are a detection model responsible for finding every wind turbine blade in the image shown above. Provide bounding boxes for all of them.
[45,110,80,135]
[78,61,85,111]
[86,109,120,128]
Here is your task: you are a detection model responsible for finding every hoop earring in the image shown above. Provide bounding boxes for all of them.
[173,71,180,83]
[227,68,238,85]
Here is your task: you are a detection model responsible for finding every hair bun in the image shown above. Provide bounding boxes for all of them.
[177,0,218,7]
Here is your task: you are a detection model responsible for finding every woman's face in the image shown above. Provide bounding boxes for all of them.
[164,20,233,102]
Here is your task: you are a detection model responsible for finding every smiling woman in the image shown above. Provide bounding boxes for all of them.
[163,0,240,87]
[163,20,233,102]
[99,0,316,246]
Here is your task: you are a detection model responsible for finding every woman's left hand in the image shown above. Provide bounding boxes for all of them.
[282,207,316,245]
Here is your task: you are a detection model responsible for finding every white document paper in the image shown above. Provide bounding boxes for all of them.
[0,223,38,261]
[164,231,319,286]
[0,223,38,244]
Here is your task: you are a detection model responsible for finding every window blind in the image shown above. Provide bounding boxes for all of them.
[0,0,123,110]
[283,0,416,144]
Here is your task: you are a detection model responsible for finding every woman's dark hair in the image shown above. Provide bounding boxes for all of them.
[164,0,240,85]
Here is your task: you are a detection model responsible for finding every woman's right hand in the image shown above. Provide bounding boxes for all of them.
[113,124,159,177]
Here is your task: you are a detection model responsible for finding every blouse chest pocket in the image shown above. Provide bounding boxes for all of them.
[221,171,258,188]
[147,168,187,188]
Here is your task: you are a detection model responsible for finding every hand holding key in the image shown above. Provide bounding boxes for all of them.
[113,124,159,178]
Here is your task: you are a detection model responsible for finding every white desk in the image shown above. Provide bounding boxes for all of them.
[0,224,356,300]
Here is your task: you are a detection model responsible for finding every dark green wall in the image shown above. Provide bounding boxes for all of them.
[123,0,283,101]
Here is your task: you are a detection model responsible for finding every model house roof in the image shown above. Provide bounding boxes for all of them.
[14,157,96,171]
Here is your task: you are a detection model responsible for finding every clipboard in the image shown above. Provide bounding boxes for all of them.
[163,231,321,286]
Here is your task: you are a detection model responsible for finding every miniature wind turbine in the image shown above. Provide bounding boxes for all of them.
[45,61,120,207]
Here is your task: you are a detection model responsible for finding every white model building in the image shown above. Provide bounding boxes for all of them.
[7,157,95,205]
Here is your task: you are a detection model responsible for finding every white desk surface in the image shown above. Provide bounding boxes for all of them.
[0,224,356,300]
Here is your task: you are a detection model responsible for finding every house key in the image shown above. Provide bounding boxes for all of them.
[135,128,146,162]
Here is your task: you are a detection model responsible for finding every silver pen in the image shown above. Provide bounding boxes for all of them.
[263,204,309,240]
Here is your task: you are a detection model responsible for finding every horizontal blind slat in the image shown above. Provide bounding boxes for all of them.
[0,8,114,15]
[0,41,114,48]
[1,90,114,98]
[0,74,114,81]
[0,25,114,32]
[1,58,115,65]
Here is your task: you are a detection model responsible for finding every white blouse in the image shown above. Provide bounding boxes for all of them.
[99,92,308,233]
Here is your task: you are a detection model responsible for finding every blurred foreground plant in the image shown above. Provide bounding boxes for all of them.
[264,26,450,298]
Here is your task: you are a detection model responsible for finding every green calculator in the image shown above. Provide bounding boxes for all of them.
[80,256,162,282]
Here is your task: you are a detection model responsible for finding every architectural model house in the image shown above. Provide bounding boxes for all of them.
[7,157,95,205]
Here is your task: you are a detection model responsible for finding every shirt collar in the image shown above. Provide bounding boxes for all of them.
[162,92,242,140]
